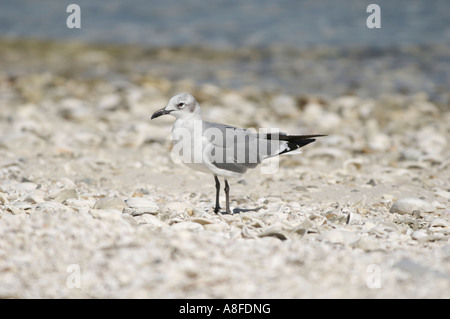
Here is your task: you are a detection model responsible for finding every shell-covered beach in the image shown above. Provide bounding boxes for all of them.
[0,38,449,298]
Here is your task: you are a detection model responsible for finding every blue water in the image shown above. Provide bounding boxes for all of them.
[1,0,449,103]
[1,0,450,49]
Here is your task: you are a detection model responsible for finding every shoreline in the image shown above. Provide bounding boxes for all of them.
[1,37,449,106]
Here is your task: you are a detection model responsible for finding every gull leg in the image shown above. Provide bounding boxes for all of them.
[224,179,231,214]
[214,175,221,214]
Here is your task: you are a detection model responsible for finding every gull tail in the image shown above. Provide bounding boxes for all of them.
[267,134,327,156]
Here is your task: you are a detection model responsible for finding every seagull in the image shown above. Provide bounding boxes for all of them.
[151,93,325,214]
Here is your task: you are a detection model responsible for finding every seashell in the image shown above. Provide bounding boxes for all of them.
[5,204,24,215]
[123,197,159,215]
[258,226,290,240]
[49,188,78,203]
[124,197,156,208]
[93,197,126,211]
[36,201,74,214]
[400,161,429,170]
[133,214,166,227]
[64,199,94,212]
[204,223,228,232]
[420,154,443,165]
[308,214,327,227]
[14,182,38,193]
[434,190,450,200]
[432,201,446,210]
[190,217,214,225]
[343,158,365,171]
[289,225,308,238]
[429,218,449,230]
[293,219,315,233]
[390,198,434,215]
[56,178,77,189]
[267,203,281,212]
[418,132,447,155]
[161,201,190,214]
[0,160,21,169]
[89,208,123,220]
[23,191,45,204]
[346,211,364,225]
[400,148,422,161]
[11,201,32,210]
[241,226,259,239]
[0,192,8,204]
[411,230,428,240]
[247,218,266,228]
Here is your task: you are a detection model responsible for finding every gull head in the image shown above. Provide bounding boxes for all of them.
[151,93,201,120]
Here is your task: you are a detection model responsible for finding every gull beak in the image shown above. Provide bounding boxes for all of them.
[151,107,172,119]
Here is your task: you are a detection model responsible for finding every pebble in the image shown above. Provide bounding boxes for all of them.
[389,198,434,215]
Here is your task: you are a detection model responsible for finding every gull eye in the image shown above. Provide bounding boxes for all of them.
[177,102,185,108]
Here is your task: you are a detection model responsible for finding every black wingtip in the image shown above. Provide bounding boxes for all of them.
[277,134,326,155]
[266,133,327,140]
[290,134,327,139]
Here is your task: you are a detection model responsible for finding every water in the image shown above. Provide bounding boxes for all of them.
[1,0,449,103]
[2,0,450,48]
